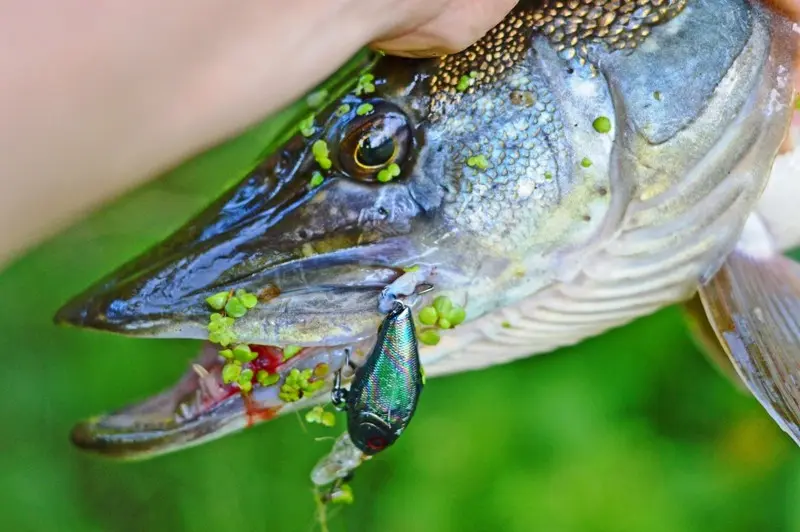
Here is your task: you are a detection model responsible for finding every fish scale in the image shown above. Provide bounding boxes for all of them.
[422,0,794,377]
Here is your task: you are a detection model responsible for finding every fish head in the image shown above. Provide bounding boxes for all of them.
[54,52,511,457]
[55,0,798,458]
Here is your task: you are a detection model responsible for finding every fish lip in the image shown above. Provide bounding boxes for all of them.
[70,339,374,459]
[53,256,405,339]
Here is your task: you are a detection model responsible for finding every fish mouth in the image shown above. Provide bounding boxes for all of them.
[70,338,377,459]
[56,94,435,456]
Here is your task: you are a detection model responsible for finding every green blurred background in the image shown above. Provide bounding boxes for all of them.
[2,54,800,532]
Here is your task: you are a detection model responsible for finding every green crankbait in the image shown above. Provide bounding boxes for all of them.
[331,300,424,455]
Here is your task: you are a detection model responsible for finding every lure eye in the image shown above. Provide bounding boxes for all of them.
[338,105,412,182]
[366,436,388,451]
[349,416,396,455]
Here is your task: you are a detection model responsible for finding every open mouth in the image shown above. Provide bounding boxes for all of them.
[71,336,377,459]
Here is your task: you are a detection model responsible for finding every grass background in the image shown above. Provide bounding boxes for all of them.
[2,54,799,532]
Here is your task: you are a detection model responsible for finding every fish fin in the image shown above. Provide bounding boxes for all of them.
[698,238,800,445]
[681,294,748,393]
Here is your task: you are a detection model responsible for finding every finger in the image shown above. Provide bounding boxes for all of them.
[765,0,800,21]
[372,0,519,58]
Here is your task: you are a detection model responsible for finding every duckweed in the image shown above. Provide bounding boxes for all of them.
[467,155,490,170]
[355,73,376,95]
[310,171,324,188]
[257,370,280,387]
[377,162,401,183]
[222,363,241,384]
[581,157,592,168]
[233,344,257,363]
[299,114,316,137]
[305,405,336,427]
[418,306,438,326]
[356,103,374,116]
[419,330,441,346]
[283,345,302,360]
[312,140,333,170]
[204,289,267,393]
[224,297,248,319]
[208,313,236,347]
[432,296,453,317]
[416,295,466,344]
[205,292,229,311]
[279,368,326,403]
[237,369,254,393]
[592,116,611,134]
[330,484,354,505]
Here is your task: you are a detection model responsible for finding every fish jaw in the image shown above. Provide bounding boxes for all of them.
[55,74,479,457]
[69,341,372,459]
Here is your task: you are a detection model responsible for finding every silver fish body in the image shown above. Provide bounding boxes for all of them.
[57,0,797,457]
[419,0,796,377]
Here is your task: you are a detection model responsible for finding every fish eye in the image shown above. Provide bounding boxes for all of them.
[338,105,413,182]
[355,132,397,169]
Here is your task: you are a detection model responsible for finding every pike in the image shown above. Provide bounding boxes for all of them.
[56,0,800,458]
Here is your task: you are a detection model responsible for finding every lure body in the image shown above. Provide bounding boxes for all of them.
[345,302,424,455]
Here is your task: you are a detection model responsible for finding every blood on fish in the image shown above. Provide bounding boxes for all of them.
[243,394,280,427]
[211,345,309,422]
[249,344,285,374]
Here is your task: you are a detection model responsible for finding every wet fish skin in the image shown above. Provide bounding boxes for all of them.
[56,0,798,457]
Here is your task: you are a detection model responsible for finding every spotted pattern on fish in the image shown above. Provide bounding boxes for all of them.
[421,0,795,377]
[430,0,687,113]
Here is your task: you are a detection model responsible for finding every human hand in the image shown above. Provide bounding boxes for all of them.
[371,0,520,57]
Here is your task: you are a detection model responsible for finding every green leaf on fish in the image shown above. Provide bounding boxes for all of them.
[233,344,257,363]
[354,73,376,95]
[309,171,325,188]
[447,306,466,326]
[257,370,280,387]
[356,103,374,116]
[298,114,316,137]
[418,306,438,326]
[312,140,333,170]
[224,297,247,318]
[419,329,441,346]
[467,155,490,170]
[205,292,230,311]
[222,363,241,384]
[377,162,400,183]
[593,116,612,133]
[283,345,302,360]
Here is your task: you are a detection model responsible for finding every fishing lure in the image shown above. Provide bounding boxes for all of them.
[331,300,425,455]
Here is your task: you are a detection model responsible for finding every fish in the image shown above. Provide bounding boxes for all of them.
[56,0,800,459]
